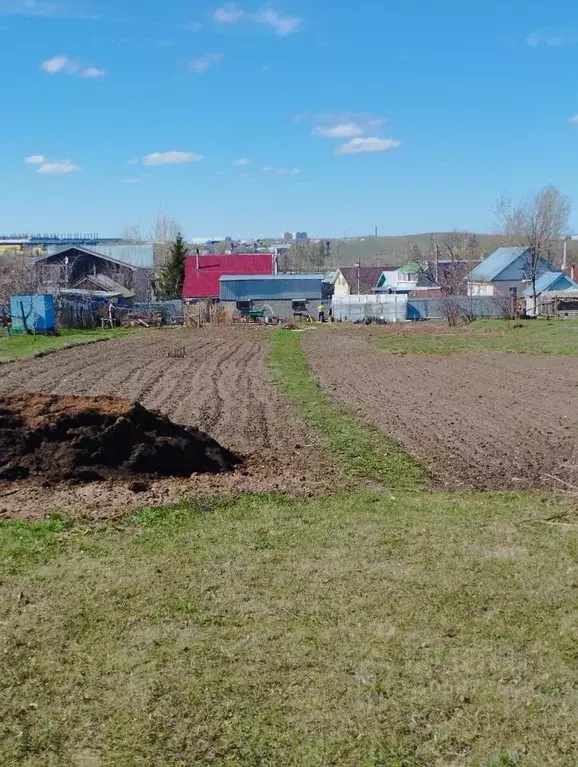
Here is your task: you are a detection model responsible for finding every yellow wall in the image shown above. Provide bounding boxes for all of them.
[332,270,350,296]
[0,245,22,253]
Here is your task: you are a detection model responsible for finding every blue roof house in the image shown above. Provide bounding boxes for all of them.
[522,271,578,315]
[467,247,556,298]
[522,271,578,297]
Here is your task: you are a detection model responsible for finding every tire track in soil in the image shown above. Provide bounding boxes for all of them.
[304,333,578,490]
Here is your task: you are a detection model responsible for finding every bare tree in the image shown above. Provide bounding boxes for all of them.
[494,185,571,314]
[416,232,478,325]
[152,214,182,268]
[120,214,182,267]
[285,241,328,273]
[0,252,42,306]
[121,223,146,244]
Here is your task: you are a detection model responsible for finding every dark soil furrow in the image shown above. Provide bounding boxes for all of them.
[304,332,578,490]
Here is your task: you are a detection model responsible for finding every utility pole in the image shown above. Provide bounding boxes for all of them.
[562,236,570,269]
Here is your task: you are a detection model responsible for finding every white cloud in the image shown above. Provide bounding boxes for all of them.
[233,156,250,166]
[80,66,105,77]
[120,176,141,183]
[569,115,578,125]
[238,171,251,177]
[254,8,301,36]
[143,151,203,166]
[185,21,203,32]
[213,4,302,36]
[526,28,576,47]
[126,157,140,166]
[25,154,81,174]
[313,122,364,139]
[41,54,79,74]
[298,112,387,135]
[334,137,401,155]
[189,52,223,73]
[262,165,300,176]
[41,54,105,77]
[214,3,245,23]
[37,160,82,175]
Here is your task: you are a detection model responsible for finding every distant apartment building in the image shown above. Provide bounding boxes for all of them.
[281,231,308,242]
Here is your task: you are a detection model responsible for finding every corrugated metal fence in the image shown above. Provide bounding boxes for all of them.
[407,295,509,320]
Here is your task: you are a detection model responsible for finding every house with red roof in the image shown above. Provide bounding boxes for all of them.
[183,253,274,300]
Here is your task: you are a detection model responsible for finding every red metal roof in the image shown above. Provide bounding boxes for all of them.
[183,253,274,299]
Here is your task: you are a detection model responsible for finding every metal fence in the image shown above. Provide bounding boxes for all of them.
[133,301,184,323]
[407,295,510,321]
[56,298,99,328]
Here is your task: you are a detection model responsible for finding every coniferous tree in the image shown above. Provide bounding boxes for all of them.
[158,233,187,299]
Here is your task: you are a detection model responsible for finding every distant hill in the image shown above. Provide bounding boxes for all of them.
[324,233,508,268]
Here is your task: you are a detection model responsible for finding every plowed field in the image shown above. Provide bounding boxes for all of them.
[0,329,330,518]
[304,333,578,490]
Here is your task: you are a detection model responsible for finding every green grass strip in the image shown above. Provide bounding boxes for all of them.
[269,329,425,490]
[0,327,135,363]
[372,319,578,357]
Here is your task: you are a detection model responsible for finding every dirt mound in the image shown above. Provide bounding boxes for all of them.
[0,393,240,484]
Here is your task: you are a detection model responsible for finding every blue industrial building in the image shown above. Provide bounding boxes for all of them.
[219,274,330,319]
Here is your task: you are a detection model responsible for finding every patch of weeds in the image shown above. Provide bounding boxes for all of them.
[254,527,275,550]
[0,516,66,572]
[269,330,425,489]
[480,752,523,767]
[132,496,220,528]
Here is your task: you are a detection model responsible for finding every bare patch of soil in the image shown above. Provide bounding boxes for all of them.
[304,333,578,490]
[0,328,332,518]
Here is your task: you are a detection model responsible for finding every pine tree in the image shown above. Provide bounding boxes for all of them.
[158,233,187,299]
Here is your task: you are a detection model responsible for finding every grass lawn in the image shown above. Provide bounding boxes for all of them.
[0,327,135,363]
[372,319,578,356]
[1,492,576,766]
[269,329,425,489]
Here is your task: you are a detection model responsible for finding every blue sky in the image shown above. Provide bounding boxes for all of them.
[2,0,578,238]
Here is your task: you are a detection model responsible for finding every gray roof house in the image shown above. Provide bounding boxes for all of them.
[468,247,557,297]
